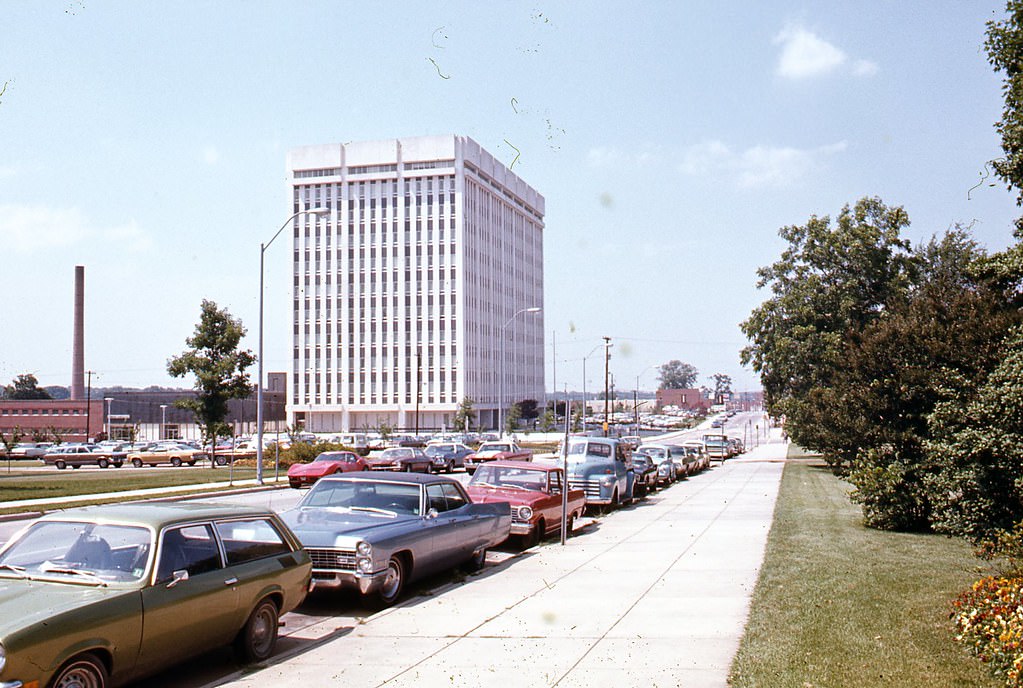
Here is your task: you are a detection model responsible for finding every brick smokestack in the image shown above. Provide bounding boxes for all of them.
[70,265,85,400]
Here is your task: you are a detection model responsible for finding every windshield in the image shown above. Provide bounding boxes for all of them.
[471,465,547,491]
[0,521,152,583]
[301,480,422,515]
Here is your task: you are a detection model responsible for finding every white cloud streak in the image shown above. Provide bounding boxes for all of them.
[680,140,848,188]
[0,204,154,254]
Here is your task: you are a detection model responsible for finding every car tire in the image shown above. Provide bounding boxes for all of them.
[463,547,487,573]
[610,488,620,508]
[55,460,67,470]
[377,556,406,606]
[113,461,123,468]
[97,458,109,469]
[289,480,301,489]
[525,519,544,549]
[187,460,196,466]
[72,464,80,469]
[50,652,108,688]
[446,460,454,473]
[234,598,279,663]
[171,457,182,467]
[216,456,228,466]
[131,458,143,468]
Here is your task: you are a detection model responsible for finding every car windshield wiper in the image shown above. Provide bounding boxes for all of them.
[500,484,531,491]
[471,481,499,488]
[0,563,26,577]
[349,506,397,517]
[38,563,107,585]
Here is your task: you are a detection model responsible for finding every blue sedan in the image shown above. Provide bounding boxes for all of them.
[281,472,511,606]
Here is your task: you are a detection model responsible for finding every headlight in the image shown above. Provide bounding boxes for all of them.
[356,541,372,556]
[357,557,373,573]
[518,506,533,521]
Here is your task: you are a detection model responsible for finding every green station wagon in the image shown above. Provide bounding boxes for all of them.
[0,502,312,688]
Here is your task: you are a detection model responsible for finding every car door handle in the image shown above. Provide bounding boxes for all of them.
[224,577,238,586]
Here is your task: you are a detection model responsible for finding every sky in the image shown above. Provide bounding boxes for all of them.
[0,1,1019,399]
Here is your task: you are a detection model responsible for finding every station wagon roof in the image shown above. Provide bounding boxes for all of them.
[37,502,274,529]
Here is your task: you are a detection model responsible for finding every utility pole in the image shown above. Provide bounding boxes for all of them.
[603,336,611,437]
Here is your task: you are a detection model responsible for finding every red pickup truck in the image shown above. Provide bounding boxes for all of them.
[466,460,587,547]
[463,441,531,475]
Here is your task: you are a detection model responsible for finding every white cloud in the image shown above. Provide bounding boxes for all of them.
[0,204,153,254]
[586,146,659,169]
[202,146,221,165]
[680,140,847,188]
[773,24,876,80]
[853,59,879,77]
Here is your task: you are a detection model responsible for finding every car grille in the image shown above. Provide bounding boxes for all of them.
[569,478,602,498]
[307,547,356,571]
[512,512,529,524]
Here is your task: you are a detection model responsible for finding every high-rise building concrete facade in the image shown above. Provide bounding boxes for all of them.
[286,135,545,433]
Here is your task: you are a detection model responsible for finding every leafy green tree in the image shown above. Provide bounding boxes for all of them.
[741,197,914,460]
[167,300,255,465]
[657,360,698,389]
[710,374,733,401]
[504,402,521,435]
[3,374,52,400]
[539,409,556,432]
[453,397,476,432]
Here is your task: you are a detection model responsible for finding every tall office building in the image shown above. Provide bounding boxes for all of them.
[286,135,545,433]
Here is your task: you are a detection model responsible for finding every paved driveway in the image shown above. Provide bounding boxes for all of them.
[212,433,787,688]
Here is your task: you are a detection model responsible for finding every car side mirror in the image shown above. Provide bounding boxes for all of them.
[426,508,439,519]
[166,569,189,589]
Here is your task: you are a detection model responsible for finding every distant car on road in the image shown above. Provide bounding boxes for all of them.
[127,443,205,467]
[464,441,532,475]
[287,451,368,488]
[42,444,125,469]
[423,442,474,473]
[364,447,432,473]
[282,472,511,606]
[0,502,311,688]
[10,442,53,459]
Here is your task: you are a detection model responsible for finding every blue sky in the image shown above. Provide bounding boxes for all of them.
[0,1,1018,398]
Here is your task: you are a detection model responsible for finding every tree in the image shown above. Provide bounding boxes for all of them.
[167,300,255,465]
[710,374,732,401]
[657,360,698,389]
[3,374,52,400]
[539,409,556,432]
[453,397,476,432]
[504,402,521,435]
[516,399,539,420]
[741,196,914,457]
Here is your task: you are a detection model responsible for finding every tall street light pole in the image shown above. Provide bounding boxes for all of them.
[257,207,329,484]
[499,307,541,436]
[603,336,611,437]
[104,397,113,441]
[160,404,167,441]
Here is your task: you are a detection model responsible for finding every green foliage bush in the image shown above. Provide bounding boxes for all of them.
[847,447,931,531]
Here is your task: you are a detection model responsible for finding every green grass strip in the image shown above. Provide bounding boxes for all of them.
[730,452,997,687]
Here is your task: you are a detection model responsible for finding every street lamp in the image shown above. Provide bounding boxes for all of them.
[498,307,541,436]
[104,398,113,441]
[257,207,329,484]
[160,404,167,441]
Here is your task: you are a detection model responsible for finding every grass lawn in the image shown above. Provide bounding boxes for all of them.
[0,467,281,514]
[730,449,998,688]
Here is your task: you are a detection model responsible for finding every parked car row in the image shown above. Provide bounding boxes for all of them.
[0,429,742,688]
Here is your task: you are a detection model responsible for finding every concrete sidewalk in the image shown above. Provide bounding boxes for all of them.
[214,431,789,688]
